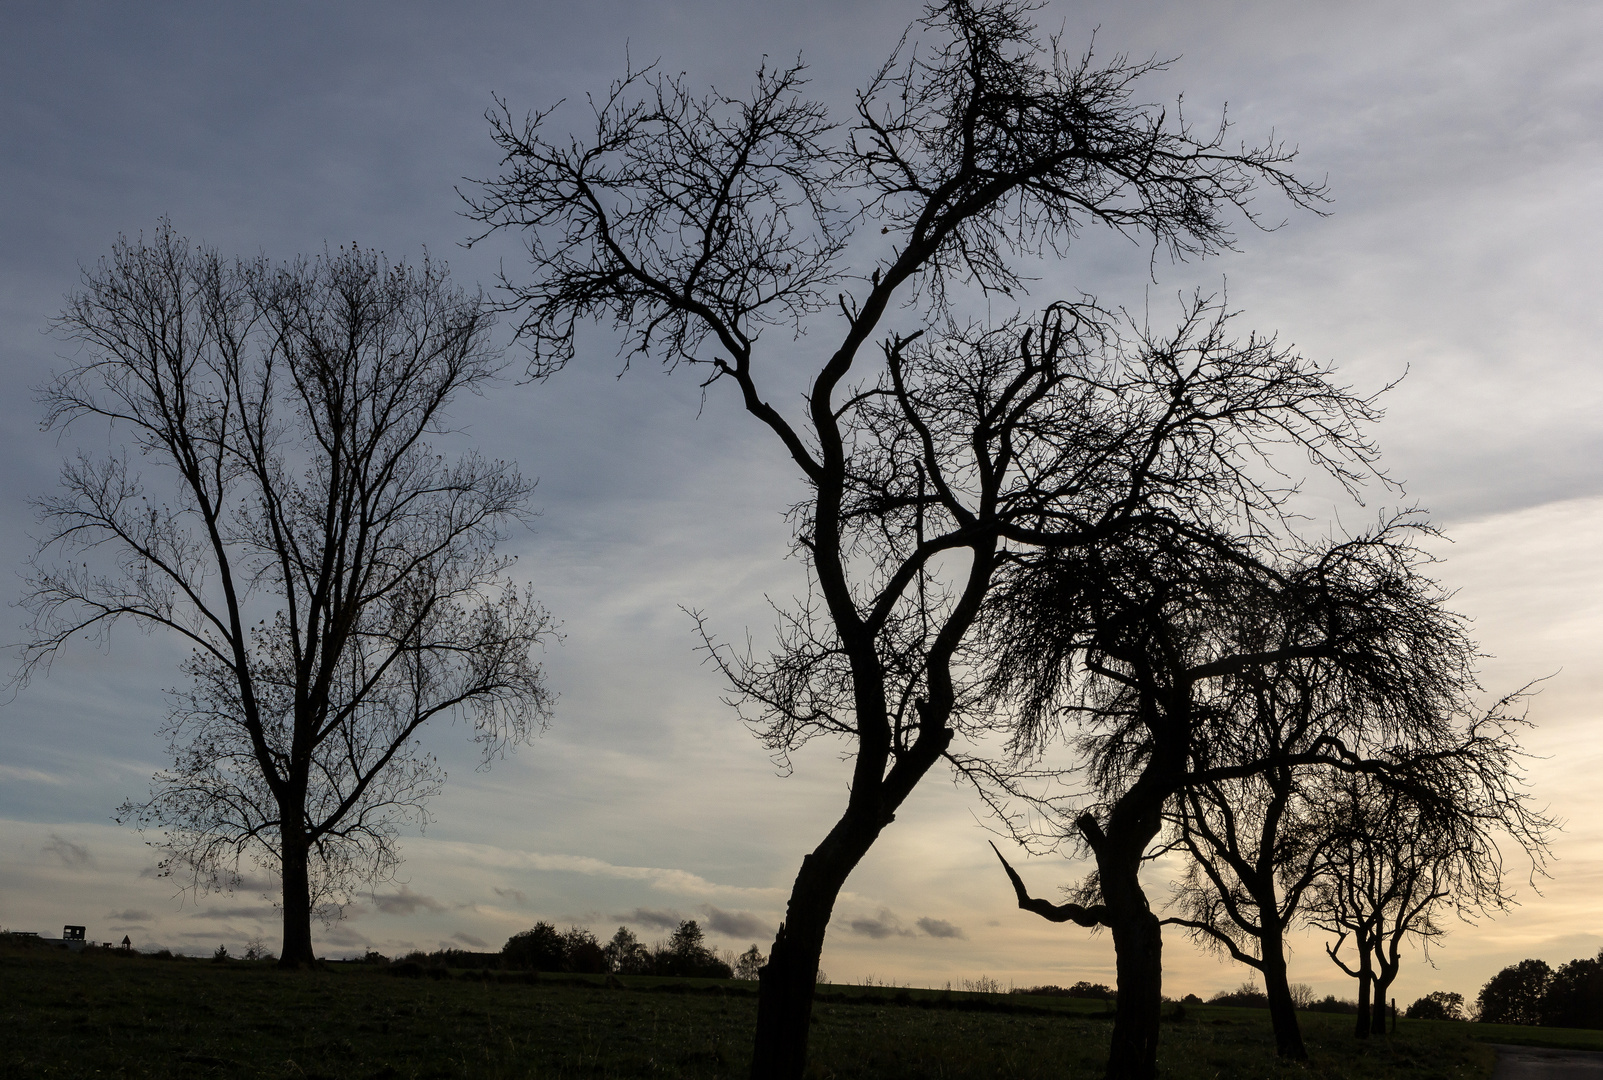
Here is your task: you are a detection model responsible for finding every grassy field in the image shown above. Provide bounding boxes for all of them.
[1,937,1577,1079]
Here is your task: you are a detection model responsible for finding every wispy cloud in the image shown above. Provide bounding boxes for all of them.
[192,905,278,921]
[916,917,965,940]
[0,764,67,786]
[371,887,447,916]
[40,833,93,868]
[491,886,528,906]
[107,909,154,923]
[451,931,489,948]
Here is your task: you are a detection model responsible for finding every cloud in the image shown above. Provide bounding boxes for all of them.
[107,909,154,923]
[40,833,93,869]
[0,764,67,786]
[915,917,965,940]
[847,909,914,940]
[451,931,489,948]
[193,905,278,921]
[435,845,785,903]
[699,905,770,940]
[492,887,528,906]
[619,907,682,931]
[370,887,448,916]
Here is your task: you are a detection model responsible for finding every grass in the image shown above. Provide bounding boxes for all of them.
[0,937,1559,1079]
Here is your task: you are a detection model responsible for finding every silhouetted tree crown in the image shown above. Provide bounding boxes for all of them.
[25,222,555,967]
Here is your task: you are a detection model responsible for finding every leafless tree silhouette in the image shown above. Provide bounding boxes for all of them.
[22,224,555,967]
[466,2,1331,1074]
[981,514,1555,1075]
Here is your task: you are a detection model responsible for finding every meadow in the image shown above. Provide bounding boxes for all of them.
[2,937,1573,1079]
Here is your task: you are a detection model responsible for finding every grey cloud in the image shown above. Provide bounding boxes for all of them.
[371,887,447,916]
[319,926,369,947]
[41,833,92,868]
[107,909,154,923]
[915,917,965,940]
[699,905,770,939]
[847,908,913,940]
[451,931,489,948]
[492,887,528,906]
[192,905,278,921]
[619,907,682,931]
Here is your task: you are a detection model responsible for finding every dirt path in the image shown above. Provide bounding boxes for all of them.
[1493,1044,1603,1078]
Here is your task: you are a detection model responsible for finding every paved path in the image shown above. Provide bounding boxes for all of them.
[1492,1044,1603,1079]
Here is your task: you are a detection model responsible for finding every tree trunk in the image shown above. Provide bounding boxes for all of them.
[750,815,883,1079]
[1353,944,1373,1039]
[1105,907,1163,1080]
[1371,976,1394,1035]
[277,829,316,968]
[1095,829,1163,1080]
[1259,927,1308,1059]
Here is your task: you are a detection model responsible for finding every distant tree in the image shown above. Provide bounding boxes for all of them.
[655,920,734,979]
[1539,952,1603,1030]
[1066,981,1115,1000]
[1289,983,1315,1010]
[502,922,566,971]
[561,927,607,974]
[1209,983,1270,1009]
[1477,959,1553,1026]
[23,224,555,967]
[603,926,652,975]
[734,944,766,982]
[1406,991,1466,1021]
[467,1,1329,1075]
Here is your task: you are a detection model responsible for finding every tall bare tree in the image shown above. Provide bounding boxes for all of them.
[467,2,1329,1073]
[22,224,555,967]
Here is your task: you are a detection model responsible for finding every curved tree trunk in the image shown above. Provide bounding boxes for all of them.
[750,804,893,1079]
[1259,927,1307,1059]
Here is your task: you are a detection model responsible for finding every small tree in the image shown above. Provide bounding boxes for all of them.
[603,926,652,974]
[735,944,766,981]
[23,225,555,966]
[655,920,733,978]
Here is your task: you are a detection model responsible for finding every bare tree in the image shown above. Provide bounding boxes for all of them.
[21,224,555,967]
[466,2,1328,1074]
[1304,730,1548,1039]
[984,518,1514,1077]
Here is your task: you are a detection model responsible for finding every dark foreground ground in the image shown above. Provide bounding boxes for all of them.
[4,938,1591,1079]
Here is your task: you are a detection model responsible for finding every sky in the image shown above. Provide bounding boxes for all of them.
[2,0,1601,1007]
